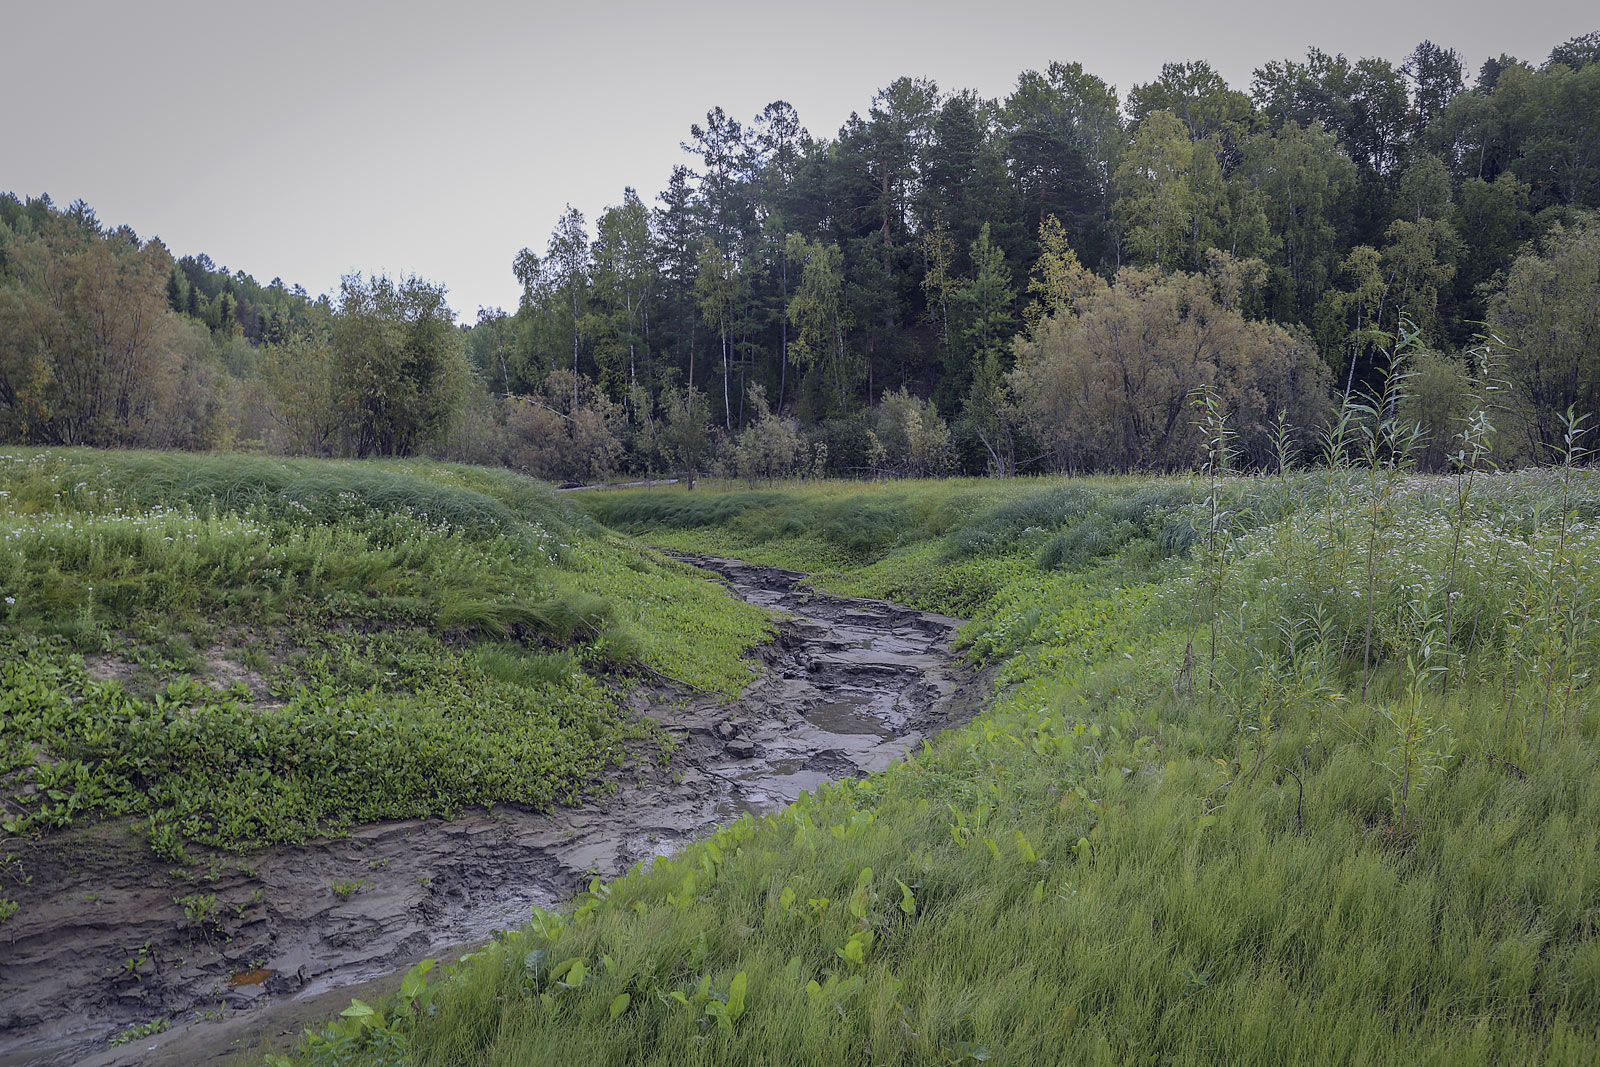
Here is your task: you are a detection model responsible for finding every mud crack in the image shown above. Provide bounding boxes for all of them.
[0,555,985,1067]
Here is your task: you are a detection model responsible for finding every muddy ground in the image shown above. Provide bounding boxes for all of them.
[0,556,986,1067]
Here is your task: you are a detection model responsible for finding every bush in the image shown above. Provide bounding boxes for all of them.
[873,389,952,477]
[732,386,803,483]
[509,370,626,485]
[805,416,877,477]
[1398,350,1472,472]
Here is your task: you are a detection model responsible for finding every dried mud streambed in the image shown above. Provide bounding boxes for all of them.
[0,555,982,1067]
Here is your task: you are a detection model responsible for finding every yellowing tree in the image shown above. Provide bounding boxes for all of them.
[0,215,185,445]
[1024,214,1104,331]
[1011,254,1330,471]
[1113,110,1196,270]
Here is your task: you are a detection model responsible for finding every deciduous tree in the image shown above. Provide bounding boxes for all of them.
[331,273,464,457]
[1489,220,1600,452]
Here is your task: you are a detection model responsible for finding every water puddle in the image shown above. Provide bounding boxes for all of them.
[226,969,274,988]
[804,694,892,736]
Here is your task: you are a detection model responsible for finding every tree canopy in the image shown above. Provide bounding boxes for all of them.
[4,29,1600,477]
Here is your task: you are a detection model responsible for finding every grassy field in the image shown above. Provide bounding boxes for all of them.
[275,460,1600,1066]
[0,449,771,864]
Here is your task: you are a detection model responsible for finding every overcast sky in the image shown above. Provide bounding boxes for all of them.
[3,0,1592,320]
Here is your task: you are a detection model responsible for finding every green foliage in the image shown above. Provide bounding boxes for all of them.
[7,32,1600,479]
[292,467,1599,1067]
[175,892,217,925]
[0,450,770,854]
[332,273,467,458]
[269,959,440,1067]
[785,234,854,417]
[1489,218,1600,455]
[108,1017,171,1047]
[1114,110,1199,270]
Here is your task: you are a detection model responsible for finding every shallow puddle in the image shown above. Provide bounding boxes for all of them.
[803,695,892,736]
[225,969,275,988]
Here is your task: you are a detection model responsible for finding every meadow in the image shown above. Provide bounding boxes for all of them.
[3,434,1598,1067]
[0,450,770,866]
[275,442,1600,1065]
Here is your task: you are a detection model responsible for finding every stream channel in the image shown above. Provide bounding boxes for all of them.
[0,555,982,1067]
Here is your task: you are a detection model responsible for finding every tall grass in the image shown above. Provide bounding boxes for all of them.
[286,462,1600,1066]
[0,449,580,544]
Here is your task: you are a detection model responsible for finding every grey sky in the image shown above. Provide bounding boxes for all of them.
[3,0,1592,320]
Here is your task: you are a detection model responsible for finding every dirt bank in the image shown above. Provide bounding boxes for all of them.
[0,555,984,1067]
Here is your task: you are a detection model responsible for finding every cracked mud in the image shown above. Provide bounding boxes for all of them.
[0,555,984,1067]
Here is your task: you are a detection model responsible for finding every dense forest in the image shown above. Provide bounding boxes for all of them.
[3,31,1599,478]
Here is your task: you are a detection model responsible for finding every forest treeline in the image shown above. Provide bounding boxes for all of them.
[3,31,1599,479]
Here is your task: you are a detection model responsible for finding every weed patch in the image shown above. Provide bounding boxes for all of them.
[0,450,771,860]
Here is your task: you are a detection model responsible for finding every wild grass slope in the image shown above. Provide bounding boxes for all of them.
[0,449,770,859]
[291,465,1600,1066]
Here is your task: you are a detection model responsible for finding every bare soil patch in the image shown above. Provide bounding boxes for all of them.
[0,556,985,1066]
